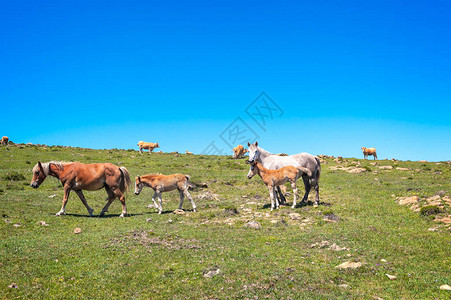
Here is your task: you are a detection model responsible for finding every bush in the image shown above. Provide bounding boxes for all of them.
[3,172,26,181]
[419,205,442,216]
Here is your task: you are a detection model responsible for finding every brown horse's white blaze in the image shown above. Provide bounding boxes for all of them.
[246,161,312,210]
[134,173,196,214]
[30,161,131,217]
[361,147,377,160]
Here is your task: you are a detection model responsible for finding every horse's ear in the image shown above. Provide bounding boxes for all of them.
[255,141,258,146]
[138,176,141,183]
[247,142,251,147]
[37,161,44,172]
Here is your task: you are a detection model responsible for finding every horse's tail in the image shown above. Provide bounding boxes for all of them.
[296,167,312,178]
[119,167,131,194]
[314,156,321,184]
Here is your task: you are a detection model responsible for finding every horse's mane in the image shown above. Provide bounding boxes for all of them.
[33,161,72,176]
[257,146,273,156]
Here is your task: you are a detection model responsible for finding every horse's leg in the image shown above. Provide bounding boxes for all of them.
[274,187,280,209]
[178,189,185,210]
[311,174,320,206]
[100,186,116,217]
[276,186,286,204]
[291,181,298,209]
[184,189,197,212]
[156,191,163,214]
[268,186,275,211]
[112,189,127,217]
[75,190,94,216]
[149,192,159,211]
[56,186,71,216]
[301,174,311,203]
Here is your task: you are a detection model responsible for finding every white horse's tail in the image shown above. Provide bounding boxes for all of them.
[296,167,312,178]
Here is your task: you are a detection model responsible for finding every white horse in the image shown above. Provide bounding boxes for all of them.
[247,142,321,205]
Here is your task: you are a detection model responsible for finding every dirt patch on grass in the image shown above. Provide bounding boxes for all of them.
[105,230,202,251]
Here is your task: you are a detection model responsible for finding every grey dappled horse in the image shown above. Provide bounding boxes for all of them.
[247,142,321,205]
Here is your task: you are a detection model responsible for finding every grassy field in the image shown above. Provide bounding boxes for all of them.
[1,144,450,299]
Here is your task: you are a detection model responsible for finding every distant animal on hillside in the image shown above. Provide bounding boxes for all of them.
[30,161,131,217]
[1,136,9,145]
[232,144,248,159]
[134,173,197,214]
[361,147,377,160]
[246,160,311,211]
[137,141,159,154]
[185,151,193,155]
[247,142,321,206]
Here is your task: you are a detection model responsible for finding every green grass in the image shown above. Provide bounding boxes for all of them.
[1,144,450,299]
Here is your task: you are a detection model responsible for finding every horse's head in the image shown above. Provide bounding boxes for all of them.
[361,147,366,151]
[134,176,143,195]
[247,141,260,163]
[245,160,258,179]
[30,161,47,188]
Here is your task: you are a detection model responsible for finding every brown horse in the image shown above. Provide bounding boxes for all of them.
[30,161,131,217]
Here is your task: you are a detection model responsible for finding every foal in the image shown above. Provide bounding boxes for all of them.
[247,161,312,210]
[134,173,197,214]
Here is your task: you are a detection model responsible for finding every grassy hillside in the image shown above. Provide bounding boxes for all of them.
[1,144,450,299]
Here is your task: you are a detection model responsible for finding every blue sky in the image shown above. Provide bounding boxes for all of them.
[1,0,450,161]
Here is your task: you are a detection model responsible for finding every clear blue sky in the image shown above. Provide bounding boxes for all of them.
[1,0,450,161]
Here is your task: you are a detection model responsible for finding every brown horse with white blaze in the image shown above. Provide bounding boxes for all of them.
[30,161,131,217]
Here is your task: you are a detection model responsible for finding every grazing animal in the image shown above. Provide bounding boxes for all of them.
[232,145,248,159]
[247,141,321,205]
[361,147,377,160]
[1,136,9,145]
[137,141,159,154]
[134,173,196,214]
[30,161,131,217]
[246,161,312,210]
[185,151,193,155]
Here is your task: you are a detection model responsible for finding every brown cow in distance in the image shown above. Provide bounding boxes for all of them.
[137,141,159,154]
[232,144,248,159]
[361,147,377,160]
[1,136,9,145]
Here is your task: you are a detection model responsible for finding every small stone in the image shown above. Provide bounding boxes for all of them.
[203,268,220,278]
[8,283,18,289]
[13,223,21,227]
[146,218,152,222]
[398,196,419,205]
[378,166,393,170]
[74,228,82,234]
[289,212,302,220]
[335,261,362,269]
[330,243,347,251]
[338,284,349,288]
[243,220,261,229]
[396,167,410,171]
[167,219,173,223]
[440,284,451,291]
[385,274,396,280]
[380,259,387,262]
